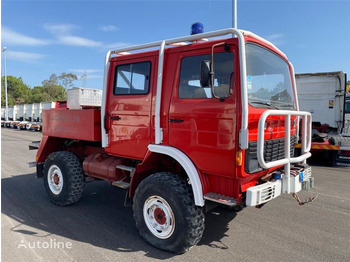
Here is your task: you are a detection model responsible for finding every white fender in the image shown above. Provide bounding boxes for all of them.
[148,144,204,207]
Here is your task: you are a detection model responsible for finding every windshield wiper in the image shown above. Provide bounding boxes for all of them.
[249,101,278,109]
[278,104,295,109]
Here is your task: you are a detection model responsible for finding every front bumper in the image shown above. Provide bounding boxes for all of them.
[246,166,313,206]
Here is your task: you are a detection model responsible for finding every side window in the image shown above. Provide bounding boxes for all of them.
[179,52,234,99]
[114,61,151,95]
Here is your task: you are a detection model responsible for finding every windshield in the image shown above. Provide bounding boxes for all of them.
[246,43,295,110]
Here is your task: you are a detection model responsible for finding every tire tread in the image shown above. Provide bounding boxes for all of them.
[133,172,205,253]
[44,151,84,206]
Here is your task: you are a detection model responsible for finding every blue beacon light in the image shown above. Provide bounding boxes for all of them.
[191,22,204,35]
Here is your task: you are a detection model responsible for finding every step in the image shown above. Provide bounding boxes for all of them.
[27,161,36,168]
[116,165,135,174]
[29,141,40,150]
[112,181,130,189]
[204,192,237,207]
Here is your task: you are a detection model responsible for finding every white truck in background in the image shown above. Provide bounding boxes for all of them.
[33,103,41,122]
[25,104,34,121]
[9,106,16,120]
[1,108,5,120]
[345,93,350,132]
[17,104,26,121]
[40,102,55,121]
[1,101,57,130]
[295,71,350,166]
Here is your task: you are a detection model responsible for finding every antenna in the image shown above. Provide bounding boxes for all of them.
[81,70,87,88]
[233,0,237,28]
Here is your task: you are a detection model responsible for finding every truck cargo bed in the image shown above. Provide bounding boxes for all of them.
[42,109,101,141]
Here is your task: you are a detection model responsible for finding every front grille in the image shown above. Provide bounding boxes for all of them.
[245,135,297,173]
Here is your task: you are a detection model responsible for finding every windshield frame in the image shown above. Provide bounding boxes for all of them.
[245,43,295,110]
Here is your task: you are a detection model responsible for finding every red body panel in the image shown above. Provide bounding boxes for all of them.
[104,55,157,160]
[168,44,238,179]
[247,106,298,141]
[42,109,101,141]
[36,135,65,163]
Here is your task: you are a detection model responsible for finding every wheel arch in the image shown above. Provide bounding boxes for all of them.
[142,145,204,207]
[36,136,67,178]
[36,135,67,163]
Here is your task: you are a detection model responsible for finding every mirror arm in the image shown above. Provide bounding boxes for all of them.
[210,42,226,99]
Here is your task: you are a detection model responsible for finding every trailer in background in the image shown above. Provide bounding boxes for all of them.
[40,102,55,110]
[40,102,55,123]
[345,94,350,133]
[2,101,66,131]
[33,103,42,122]
[8,107,15,121]
[25,104,34,121]
[295,71,350,166]
[3,107,16,127]
[16,105,26,121]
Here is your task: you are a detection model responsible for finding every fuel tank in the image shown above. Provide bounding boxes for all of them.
[83,153,131,181]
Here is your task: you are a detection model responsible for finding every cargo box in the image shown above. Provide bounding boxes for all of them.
[67,87,102,109]
[42,109,101,141]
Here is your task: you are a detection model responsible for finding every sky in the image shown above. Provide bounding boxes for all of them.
[1,0,350,90]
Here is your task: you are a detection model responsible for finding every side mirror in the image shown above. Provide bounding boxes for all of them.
[200,60,211,87]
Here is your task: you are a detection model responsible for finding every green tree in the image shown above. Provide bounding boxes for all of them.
[27,86,50,103]
[27,74,67,103]
[42,73,58,87]
[1,76,30,106]
[41,74,67,101]
[1,73,77,106]
[1,85,15,106]
[58,72,78,90]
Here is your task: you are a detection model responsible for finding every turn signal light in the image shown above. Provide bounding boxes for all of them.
[236,150,242,166]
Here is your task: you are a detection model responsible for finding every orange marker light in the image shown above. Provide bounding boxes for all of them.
[236,150,242,166]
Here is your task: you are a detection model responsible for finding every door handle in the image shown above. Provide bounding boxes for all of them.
[104,113,109,130]
[169,118,184,123]
[110,116,121,120]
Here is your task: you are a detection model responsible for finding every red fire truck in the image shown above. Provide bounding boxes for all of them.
[32,26,313,253]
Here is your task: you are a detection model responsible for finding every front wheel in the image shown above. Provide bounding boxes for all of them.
[133,172,205,253]
[43,151,84,206]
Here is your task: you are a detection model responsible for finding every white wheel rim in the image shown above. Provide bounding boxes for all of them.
[47,165,63,195]
[143,195,175,239]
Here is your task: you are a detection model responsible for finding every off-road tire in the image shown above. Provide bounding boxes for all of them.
[133,172,205,253]
[43,151,84,206]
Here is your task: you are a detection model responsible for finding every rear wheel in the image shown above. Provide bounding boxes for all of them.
[43,151,84,206]
[133,172,205,253]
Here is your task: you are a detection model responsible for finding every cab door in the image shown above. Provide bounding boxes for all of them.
[168,48,237,177]
[105,56,155,160]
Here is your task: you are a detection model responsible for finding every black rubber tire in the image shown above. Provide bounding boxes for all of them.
[43,151,84,206]
[133,172,205,253]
